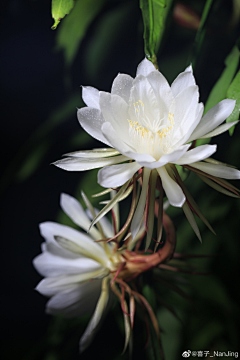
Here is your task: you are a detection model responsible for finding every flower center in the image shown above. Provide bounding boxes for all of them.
[128,100,175,159]
[107,248,125,272]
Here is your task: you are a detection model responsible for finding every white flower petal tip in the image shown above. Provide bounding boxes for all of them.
[188,99,236,141]
[158,167,186,207]
[136,58,157,77]
[82,86,100,109]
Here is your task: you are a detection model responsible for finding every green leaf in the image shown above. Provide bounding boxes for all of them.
[189,0,214,66]
[140,0,174,67]
[56,0,108,66]
[196,45,240,146]
[51,0,75,30]
[204,45,240,114]
[226,70,240,135]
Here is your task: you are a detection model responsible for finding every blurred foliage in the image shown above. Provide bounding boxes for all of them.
[196,43,240,146]
[227,69,240,135]
[188,0,214,67]
[55,0,109,66]
[204,44,240,114]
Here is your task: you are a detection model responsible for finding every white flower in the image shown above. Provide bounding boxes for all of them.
[33,193,123,352]
[54,58,240,244]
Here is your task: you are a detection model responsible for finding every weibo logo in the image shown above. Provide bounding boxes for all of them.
[182,350,191,358]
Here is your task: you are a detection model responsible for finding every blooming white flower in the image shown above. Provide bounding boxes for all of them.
[54,58,240,243]
[33,193,123,352]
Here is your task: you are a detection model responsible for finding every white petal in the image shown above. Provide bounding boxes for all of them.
[60,193,101,241]
[79,277,109,352]
[188,99,236,142]
[101,122,156,163]
[147,70,173,112]
[184,64,193,72]
[86,208,114,238]
[36,269,106,296]
[136,58,156,77]
[77,107,110,146]
[99,92,131,142]
[175,103,204,147]
[190,162,240,179]
[175,145,217,165]
[64,149,119,158]
[111,73,134,103]
[33,251,101,277]
[40,240,79,260]
[39,222,79,254]
[138,144,191,169]
[130,168,151,243]
[130,75,160,124]
[157,166,185,207]
[39,221,109,264]
[199,120,239,139]
[46,280,102,318]
[82,86,100,109]
[98,162,141,188]
[173,85,199,128]
[171,69,196,97]
[53,154,128,171]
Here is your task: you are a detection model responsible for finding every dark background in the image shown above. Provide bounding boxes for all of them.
[1,0,240,359]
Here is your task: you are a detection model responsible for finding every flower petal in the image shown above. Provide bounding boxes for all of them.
[175,102,204,147]
[98,161,141,188]
[130,75,161,125]
[60,193,101,241]
[172,85,199,144]
[157,166,185,207]
[175,144,217,165]
[101,122,156,163]
[130,168,151,244]
[33,248,101,277]
[79,277,109,352]
[46,280,102,318]
[99,92,131,143]
[39,222,109,265]
[146,70,173,112]
[82,86,100,109]
[111,73,134,103]
[53,154,128,171]
[188,99,236,142]
[199,120,239,139]
[190,162,240,179]
[171,68,196,97]
[136,58,156,77]
[36,268,107,297]
[64,149,119,158]
[77,107,110,146]
[138,144,191,169]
